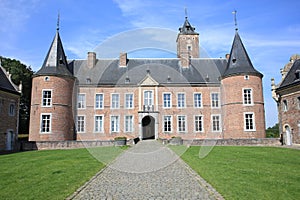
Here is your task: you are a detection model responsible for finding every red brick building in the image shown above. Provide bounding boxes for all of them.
[29,17,266,142]
[272,55,300,145]
[0,64,21,150]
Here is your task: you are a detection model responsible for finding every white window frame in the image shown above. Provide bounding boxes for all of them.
[8,102,15,116]
[125,93,134,109]
[244,112,256,131]
[211,93,220,108]
[163,115,172,133]
[40,113,52,133]
[95,93,104,109]
[77,94,86,109]
[243,88,253,105]
[110,115,120,133]
[111,93,120,109]
[42,89,52,107]
[297,97,300,110]
[144,90,153,106]
[177,93,186,108]
[124,115,134,132]
[194,115,204,132]
[283,100,288,112]
[163,93,172,108]
[177,115,187,132]
[77,115,85,133]
[94,115,104,133]
[211,114,221,132]
[194,93,202,108]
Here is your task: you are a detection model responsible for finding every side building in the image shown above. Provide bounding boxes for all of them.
[29,16,266,142]
[272,55,300,145]
[0,63,21,151]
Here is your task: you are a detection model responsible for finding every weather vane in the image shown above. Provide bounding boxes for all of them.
[232,10,238,31]
[57,11,60,31]
[185,7,188,18]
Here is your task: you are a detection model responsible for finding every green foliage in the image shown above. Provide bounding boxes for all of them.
[179,146,300,200]
[266,123,280,138]
[0,56,33,134]
[0,147,126,199]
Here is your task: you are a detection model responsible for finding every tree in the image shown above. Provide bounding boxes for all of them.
[266,123,279,138]
[0,56,33,135]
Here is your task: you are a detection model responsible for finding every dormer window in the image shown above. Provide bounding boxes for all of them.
[295,69,300,80]
[232,58,237,64]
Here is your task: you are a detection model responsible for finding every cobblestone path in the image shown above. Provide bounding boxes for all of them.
[70,140,223,200]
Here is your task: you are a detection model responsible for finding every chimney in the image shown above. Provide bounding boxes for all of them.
[87,52,96,68]
[119,52,128,67]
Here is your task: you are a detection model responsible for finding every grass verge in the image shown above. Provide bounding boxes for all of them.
[0,146,127,199]
[177,146,300,200]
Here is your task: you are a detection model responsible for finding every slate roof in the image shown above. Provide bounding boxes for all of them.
[178,17,198,35]
[277,59,300,90]
[36,30,73,77]
[69,58,227,86]
[0,66,20,95]
[222,31,262,78]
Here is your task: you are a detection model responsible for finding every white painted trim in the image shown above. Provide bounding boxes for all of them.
[40,113,52,134]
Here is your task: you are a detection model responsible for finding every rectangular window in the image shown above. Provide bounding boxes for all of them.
[77,94,86,109]
[95,93,104,109]
[194,93,202,108]
[8,103,15,116]
[111,94,120,109]
[283,100,288,111]
[212,115,221,132]
[144,91,153,106]
[298,97,300,109]
[125,93,134,109]
[125,115,133,132]
[211,93,219,108]
[42,90,52,107]
[195,115,203,132]
[177,93,185,108]
[243,89,252,105]
[111,116,120,133]
[244,113,255,131]
[41,114,51,133]
[178,115,186,132]
[163,115,172,132]
[94,115,103,133]
[77,116,85,133]
[163,93,171,108]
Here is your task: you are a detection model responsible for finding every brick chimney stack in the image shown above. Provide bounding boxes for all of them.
[87,52,96,68]
[119,52,128,67]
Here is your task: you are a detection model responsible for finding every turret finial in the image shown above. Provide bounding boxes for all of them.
[185,7,188,19]
[57,11,60,31]
[232,10,238,31]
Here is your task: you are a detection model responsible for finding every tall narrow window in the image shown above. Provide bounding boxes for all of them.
[94,115,103,133]
[125,115,133,132]
[42,90,52,107]
[163,93,171,108]
[144,91,153,106]
[212,115,221,132]
[163,115,172,132]
[95,93,104,109]
[243,89,252,105]
[244,113,255,131]
[125,93,134,109]
[177,93,185,108]
[41,114,51,133]
[298,97,300,110]
[77,116,85,133]
[194,93,202,108]
[178,115,186,132]
[77,94,86,109]
[283,100,288,111]
[111,94,120,109]
[211,93,219,108]
[111,116,120,133]
[195,115,203,132]
[9,103,15,116]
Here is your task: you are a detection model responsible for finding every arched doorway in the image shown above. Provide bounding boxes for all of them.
[285,125,292,145]
[142,116,155,140]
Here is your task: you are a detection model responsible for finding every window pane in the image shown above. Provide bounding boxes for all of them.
[164,115,172,132]
[78,94,85,109]
[211,93,219,108]
[41,114,51,133]
[125,94,133,109]
[42,90,52,106]
[111,94,120,109]
[194,93,202,108]
[95,94,103,109]
[178,116,186,132]
[243,89,252,105]
[95,116,103,132]
[212,115,220,131]
[163,93,171,108]
[178,93,185,108]
[125,115,133,132]
[195,116,203,132]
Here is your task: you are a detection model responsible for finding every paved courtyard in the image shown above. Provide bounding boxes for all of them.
[69,140,223,200]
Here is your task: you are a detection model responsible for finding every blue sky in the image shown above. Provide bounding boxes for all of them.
[1,0,300,127]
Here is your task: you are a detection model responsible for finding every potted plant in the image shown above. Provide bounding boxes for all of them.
[114,136,127,146]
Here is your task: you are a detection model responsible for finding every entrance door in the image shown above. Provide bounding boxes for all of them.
[6,131,14,151]
[142,116,155,140]
[285,126,292,145]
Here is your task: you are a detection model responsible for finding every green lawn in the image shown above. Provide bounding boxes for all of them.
[0,146,126,200]
[179,146,300,200]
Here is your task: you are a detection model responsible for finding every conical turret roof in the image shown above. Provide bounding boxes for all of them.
[36,30,73,77]
[178,17,198,35]
[222,31,262,78]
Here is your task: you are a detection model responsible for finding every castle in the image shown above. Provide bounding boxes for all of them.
[29,16,266,142]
